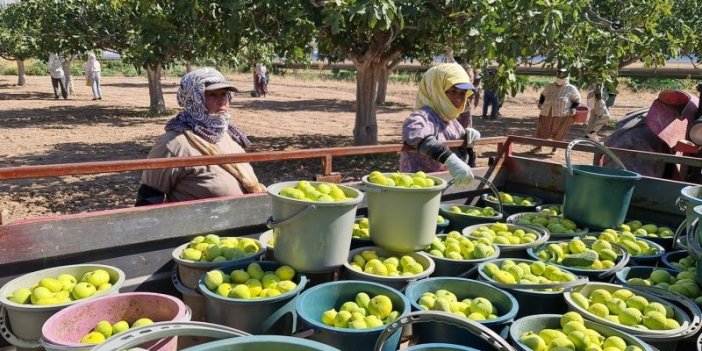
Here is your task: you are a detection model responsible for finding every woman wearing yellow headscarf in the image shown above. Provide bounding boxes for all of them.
[399,63,481,184]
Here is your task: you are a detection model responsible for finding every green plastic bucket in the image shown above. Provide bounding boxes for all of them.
[360,173,447,252]
[461,223,550,259]
[562,139,641,229]
[509,314,654,351]
[344,246,435,291]
[374,311,513,351]
[476,258,588,318]
[404,277,518,349]
[564,282,702,350]
[426,235,500,277]
[172,239,266,290]
[525,238,630,281]
[198,261,307,335]
[266,181,363,273]
[295,280,411,351]
[0,264,125,348]
[92,321,341,351]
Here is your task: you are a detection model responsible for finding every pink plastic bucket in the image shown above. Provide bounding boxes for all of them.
[40,292,190,351]
[574,106,589,124]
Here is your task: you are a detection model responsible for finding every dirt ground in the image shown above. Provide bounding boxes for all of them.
[0,72,659,222]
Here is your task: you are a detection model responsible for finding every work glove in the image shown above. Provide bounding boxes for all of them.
[444,153,474,185]
[465,128,481,147]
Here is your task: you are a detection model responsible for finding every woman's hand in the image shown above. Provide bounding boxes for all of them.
[444,154,474,185]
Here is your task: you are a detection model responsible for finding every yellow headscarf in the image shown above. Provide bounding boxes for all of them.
[416,63,472,122]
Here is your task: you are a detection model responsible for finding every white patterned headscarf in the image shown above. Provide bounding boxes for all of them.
[165,67,251,147]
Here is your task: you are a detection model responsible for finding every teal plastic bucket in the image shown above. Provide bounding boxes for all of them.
[562,139,641,230]
[344,246,435,291]
[406,344,478,351]
[0,264,125,347]
[526,239,630,281]
[266,181,363,273]
[509,314,654,351]
[438,204,503,233]
[360,173,447,252]
[564,282,702,350]
[184,335,339,351]
[198,261,308,335]
[404,277,518,349]
[295,280,411,351]
[476,258,588,318]
[426,235,500,277]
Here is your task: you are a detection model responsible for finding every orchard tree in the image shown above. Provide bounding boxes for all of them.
[0,2,39,86]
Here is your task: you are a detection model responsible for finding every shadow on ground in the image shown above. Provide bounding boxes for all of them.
[0,105,165,129]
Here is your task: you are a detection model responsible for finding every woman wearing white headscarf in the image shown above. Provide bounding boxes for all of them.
[136,67,265,206]
[399,63,481,184]
[533,68,581,153]
[84,52,102,100]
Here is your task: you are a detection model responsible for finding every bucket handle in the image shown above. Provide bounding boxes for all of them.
[0,305,42,349]
[627,285,702,341]
[373,311,516,351]
[686,217,702,261]
[565,138,627,176]
[672,219,690,250]
[444,176,504,215]
[91,321,251,351]
[266,203,317,229]
[260,275,308,334]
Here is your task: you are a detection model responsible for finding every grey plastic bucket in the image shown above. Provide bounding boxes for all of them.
[563,282,702,350]
[344,246,435,291]
[360,174,447,252]
[481,193,542,216]
[509,314,653,351]
[506,212,589,239]
[266,181,363,272]
[562,139,641,229]
[439,204,503,233]
[476,258,588,318]
[172,239,266,290]
[404,277,518,349]
[427,235,500,277]
[0,264,125,347]
[198,261,307,335]
[295,280,411,351]
[91,321,341,351]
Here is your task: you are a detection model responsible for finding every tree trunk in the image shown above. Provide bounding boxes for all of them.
[375,67,390,105]
[353,62,380,145]
[146,64,166,114]
[185,61,193,73]
[16,60,26,86]
[62,57,74,95]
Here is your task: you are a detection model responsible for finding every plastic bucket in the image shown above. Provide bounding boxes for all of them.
[0,264,125,345]
[172,239,265,290]
[91,321,340,351]
[266,181,364,272]
[689,205,702,283]
[295,280,411,351]
[427,235,500,277]
[439,204,503,233]
[477,258,588,318]
[627,237,666,266]
[344,246,435,291]
[613,266,680,286]
[535,203,563,216]
[564,282,702,350]
[562,139,641,229]
[259,230,276,261]
[198,261,307,335]
[40,292,189,351]
[623,218,678,251]
[462,223,550,259]
[526,238,630,281]
[509,314,653,351]
[660,250,693,273]
[360,173,447,252]
[573,106,589,124]
[481,193,542,216]
[172,265,207,323]
[506,211,589,238]
[404,278,518,349]
[375,311,513,351]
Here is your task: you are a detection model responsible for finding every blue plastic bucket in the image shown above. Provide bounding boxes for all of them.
[562,139,641,230]
[198,261,307,335]
[525,239,629,281]
[627,237,666,266]
[404,277,518,349]
[613,266,680,286]
[509,314,654,351]
[295,280,410,351]
[660,250,693,273]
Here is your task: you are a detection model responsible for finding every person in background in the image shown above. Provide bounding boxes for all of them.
[533,68,582,153]
[400,63,481,182]
[48,54,67,100]
[253,63,268,97]
[585,83,611,142]
[84,52,102,100]
[481,67,501,120]
[135,67,266,206]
